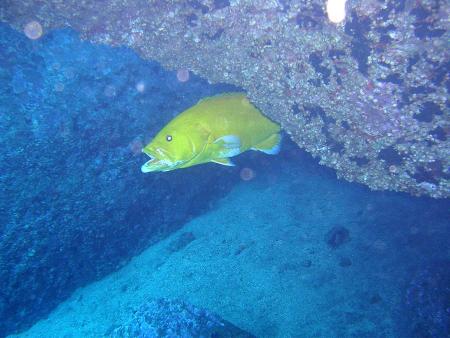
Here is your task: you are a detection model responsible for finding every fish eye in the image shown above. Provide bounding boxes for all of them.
[166,135,172,142]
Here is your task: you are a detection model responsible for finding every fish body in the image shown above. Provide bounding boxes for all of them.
[141,93,281,172]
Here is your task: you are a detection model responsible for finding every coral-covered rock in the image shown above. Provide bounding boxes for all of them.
[109,298,254,338]
[0,24,238,337]
[1,0,448,197]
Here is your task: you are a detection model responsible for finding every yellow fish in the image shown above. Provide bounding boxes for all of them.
[141,93,281,172]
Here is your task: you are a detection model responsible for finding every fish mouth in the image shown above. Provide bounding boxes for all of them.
[141,151,168,173]
[141,148,181,172]
[141,152,158,173]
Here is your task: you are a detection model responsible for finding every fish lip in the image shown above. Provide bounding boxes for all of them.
[142,145,171,160]
[141,148,178,172]
[142,148,159,162]
[141,161,152,173]
[141,149,159,172]
[142,150,155,161]
[141,145,191,172]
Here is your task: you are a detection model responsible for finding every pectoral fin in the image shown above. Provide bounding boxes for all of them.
[211,158,235,166]
[251,133,281,155]
[214,135,240,148]
[212,135,241,157]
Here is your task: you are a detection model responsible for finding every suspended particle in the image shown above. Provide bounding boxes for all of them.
[54,83,65,92]
[104,85,116,97]
[326,0,347,24]
[240,167,255,181]
[63,68,76,80]
[176,69,190,82]
[24,21,43,40]
[389,165,398,173]
[129,138,143,156]
[136,81,146,93]
[373,239,387,251]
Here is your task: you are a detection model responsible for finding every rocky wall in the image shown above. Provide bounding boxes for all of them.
[1,0,448,197]
[0,23,237,337]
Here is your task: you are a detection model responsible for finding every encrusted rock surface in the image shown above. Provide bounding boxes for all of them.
[2,0,448,197]
[109,298,255,337]
[0,24,238,337]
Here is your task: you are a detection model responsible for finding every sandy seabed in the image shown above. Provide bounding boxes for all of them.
[11,156,449,338]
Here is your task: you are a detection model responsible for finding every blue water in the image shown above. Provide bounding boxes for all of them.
[0,23,449,338]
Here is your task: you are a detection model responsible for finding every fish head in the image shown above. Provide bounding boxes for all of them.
[141,125,204,172]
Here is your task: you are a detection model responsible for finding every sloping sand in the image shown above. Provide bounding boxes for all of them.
[11,154,449,338]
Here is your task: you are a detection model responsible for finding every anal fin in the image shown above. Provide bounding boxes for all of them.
[211,158,235,166]
[251,133,281,155]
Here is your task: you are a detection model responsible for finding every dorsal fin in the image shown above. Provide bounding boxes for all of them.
[197,92,247,105]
